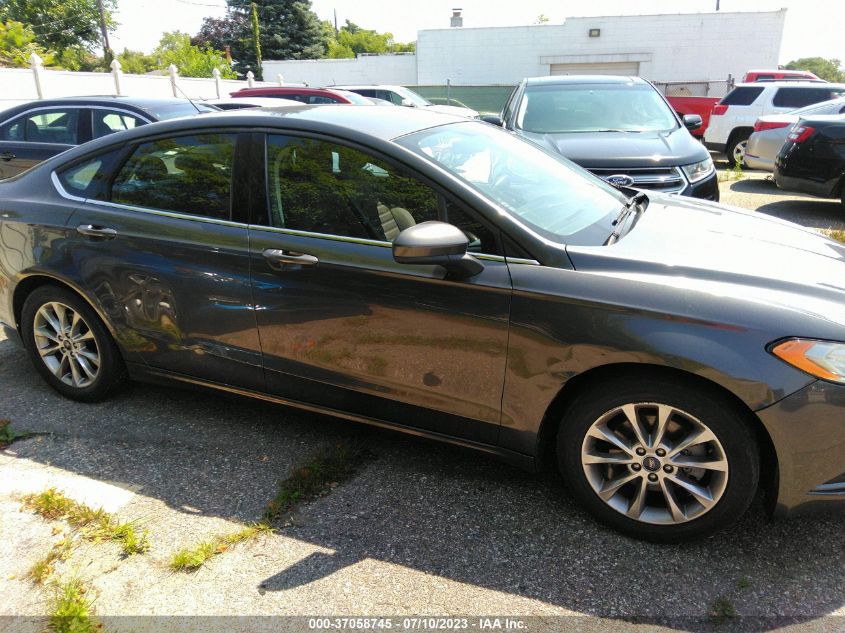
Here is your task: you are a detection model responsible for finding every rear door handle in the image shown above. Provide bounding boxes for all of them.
[77,224,117,239]
[0,152,15,161]
[263,248,318,266]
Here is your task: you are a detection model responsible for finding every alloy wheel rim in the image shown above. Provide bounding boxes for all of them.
[733,140,747,164]
[33,302,100,388]
[581,402,729,525]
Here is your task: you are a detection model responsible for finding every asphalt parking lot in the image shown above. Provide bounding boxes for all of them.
[2,163,845,632]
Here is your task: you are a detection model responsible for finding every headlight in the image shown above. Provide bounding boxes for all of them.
[770,338,845,382]
[681,157,715,183]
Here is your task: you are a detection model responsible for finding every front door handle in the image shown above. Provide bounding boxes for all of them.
[263,248,318,266]
[77,224,117,239]
[0,152,15,161]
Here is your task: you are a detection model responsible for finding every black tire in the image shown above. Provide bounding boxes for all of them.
[557,377,759,543]
[725,131,750,168]
[21,285,126,402]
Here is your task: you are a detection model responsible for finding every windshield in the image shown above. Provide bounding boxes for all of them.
[145,102,219,120]
[396,122,626,245]
[335,90,372,105]
[516,83,679,133]
[393,86,432,108]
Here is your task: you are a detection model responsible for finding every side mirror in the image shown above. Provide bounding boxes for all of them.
[481,114,505,127]
[683,114,703,131]
[393,221,483,278]
[400,98,415,107]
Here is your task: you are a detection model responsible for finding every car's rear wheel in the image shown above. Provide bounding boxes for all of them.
[21,286,125,402]
[557,378,759,542]
[726,133,750,168]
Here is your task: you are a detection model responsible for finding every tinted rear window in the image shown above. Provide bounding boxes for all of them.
[772,87,845,109]
[720,87,764,106]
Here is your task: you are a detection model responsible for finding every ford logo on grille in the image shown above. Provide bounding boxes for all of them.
[604,174,635,188]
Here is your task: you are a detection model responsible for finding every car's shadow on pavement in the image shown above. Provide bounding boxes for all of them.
[2,333,844,628]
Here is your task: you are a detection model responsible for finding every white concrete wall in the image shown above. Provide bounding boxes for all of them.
[262,54,417,87]
[0,67,276,112]
[418,10,786,85]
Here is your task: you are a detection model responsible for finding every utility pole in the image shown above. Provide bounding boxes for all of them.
[96,0,113,63]
[334,8,339,35]
[716,0,720,10]
[251,2,262,80]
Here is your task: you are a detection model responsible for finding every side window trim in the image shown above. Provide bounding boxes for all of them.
[255,130,505,256]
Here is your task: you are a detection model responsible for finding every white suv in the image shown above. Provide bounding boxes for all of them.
[705,82,845,166]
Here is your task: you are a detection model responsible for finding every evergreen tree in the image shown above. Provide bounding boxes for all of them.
[228,0,324,71]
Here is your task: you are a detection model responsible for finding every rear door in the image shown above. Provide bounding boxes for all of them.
[248,132,512,443]
[55,130,263,389]
[0,107,84,179]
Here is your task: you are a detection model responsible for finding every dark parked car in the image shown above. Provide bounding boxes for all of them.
[0,96,218,179]
[484,76,718,200]
[774,114,845,205]
[2,106,845,542]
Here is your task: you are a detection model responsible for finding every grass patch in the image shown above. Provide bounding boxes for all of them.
[709,595,738,624]
[21,488,149,556]
[169,522,272,572]
[48,578,97,633]
[263,443,370,523]
[737,576,752,589]
[825,229,845,244]
[0,419,36,448]
[28,537,74,585]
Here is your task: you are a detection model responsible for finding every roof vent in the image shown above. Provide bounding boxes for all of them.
[450,8,463,28]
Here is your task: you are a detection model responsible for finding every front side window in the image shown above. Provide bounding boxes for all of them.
[112,134,235,220]
[3,109,80,144]
[515,83,678,134]
[397,121,625,246]
[265,134,498,253]
[92,110,145,139]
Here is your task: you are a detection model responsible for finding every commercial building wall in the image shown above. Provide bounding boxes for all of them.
[264,10,786,88]
[417,10,786,85]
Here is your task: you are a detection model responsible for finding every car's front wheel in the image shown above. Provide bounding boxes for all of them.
[21,285,125,402]
[557,377,759,542]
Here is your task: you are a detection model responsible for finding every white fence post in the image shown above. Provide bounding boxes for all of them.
[246,70,255,88]
[168,64,179,98]
[110,58,123,95]
[212,68,222,98]
[30,53,44,99]
[277,74,284,86]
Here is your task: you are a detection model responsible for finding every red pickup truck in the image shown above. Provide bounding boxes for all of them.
[665,96,719,138]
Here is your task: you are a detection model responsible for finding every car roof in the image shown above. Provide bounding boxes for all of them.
[232,87,344,95]
[523,75,648,86]
[10,96,202,108]
[734,81,845,89]
[44,104,466,167]
[334,85,404,90]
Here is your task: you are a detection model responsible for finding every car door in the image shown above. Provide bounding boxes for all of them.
[54,130,264,389]
[248,133,512,444]
[0,107,85,179]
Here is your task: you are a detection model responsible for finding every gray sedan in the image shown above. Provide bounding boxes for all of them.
[745,97,845,171]
[2,106,845,543]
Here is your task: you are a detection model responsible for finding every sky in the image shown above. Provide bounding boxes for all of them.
[109,0,845,66]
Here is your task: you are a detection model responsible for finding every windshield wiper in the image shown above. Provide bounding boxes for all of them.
[606,192,649,245]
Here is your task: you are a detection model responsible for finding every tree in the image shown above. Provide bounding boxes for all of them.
[115,47,155,74]
[0,20,55,67]
[536,14,550,24]
[323,20,415,59]
[228,0,325,67]
[153,31,236,78]
[0,0,116,56]
[784,57,845,83]
[192,13,248,61]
